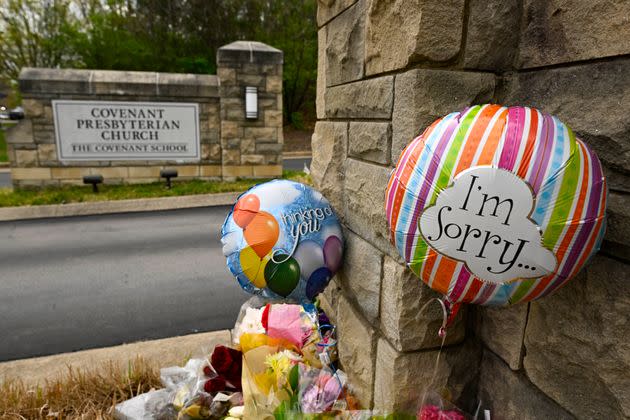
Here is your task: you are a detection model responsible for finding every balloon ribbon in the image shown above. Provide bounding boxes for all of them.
[271,226,301,263]
[439,298,462,338]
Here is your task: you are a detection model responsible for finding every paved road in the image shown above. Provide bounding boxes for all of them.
[283,157,311,171]
[0,157,311,188]
[0,207,250,362]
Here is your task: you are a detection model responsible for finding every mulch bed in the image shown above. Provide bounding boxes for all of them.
[283,127,312,153]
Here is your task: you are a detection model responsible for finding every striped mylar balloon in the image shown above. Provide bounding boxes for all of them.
[386,104,607,306]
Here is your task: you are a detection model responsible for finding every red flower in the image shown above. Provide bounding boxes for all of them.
[225,361,242,389]
[203,365,215,378]
[211,346,235,374]
[261,304,271,331]
[204,376,226,394]
[209,345,243,391]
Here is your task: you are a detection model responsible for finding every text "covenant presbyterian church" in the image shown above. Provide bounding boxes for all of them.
[77,107,181,141]
[52,100,200,161]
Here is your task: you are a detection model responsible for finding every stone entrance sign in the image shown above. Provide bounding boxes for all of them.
[6,40,284,187]
[53,100,200,161]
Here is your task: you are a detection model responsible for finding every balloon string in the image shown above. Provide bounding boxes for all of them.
[271,228,300,263]
[417,297,449,410]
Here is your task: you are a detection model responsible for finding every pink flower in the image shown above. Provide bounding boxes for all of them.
[419,404,466,420]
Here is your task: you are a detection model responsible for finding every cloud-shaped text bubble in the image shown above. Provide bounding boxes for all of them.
[419,167,557,284]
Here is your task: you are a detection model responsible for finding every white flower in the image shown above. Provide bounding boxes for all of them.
[233,307,265,344]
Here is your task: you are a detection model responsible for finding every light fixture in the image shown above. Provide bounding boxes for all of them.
[83,175,103,193]
[160,168,178,189]
[245,86,258,119]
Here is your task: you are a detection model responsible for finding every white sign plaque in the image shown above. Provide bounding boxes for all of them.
[52,100,200,161]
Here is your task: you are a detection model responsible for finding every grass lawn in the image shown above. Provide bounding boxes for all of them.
[0,129,7,162]
[0,170,311,207]
[0,357,160,418]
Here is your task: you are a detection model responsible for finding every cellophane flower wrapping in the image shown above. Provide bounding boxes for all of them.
[298,363,346,413]
[232,296,279,346]
[417,391,470,420]
[115,344,246,419]
[233,306,266,346]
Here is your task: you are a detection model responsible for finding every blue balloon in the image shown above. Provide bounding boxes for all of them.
[306,267,332,300]
[221,180,344,302]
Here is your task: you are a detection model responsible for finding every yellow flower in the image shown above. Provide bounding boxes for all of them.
[264,350,302,390]
[266,353,291,375]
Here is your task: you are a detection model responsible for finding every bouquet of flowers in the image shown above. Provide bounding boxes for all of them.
[115,299,360,420]
[115,345,244,419]
[234,300,347,419]
[160,345,245,420]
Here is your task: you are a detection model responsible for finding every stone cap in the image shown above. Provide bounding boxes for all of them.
[217,41,283,65]
[19,68,220,98]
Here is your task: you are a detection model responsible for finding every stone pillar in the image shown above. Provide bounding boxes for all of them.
[217,41,284,179]
[315,0,630,418]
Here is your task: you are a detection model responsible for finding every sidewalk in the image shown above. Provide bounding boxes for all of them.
[0,330,231,386]
[0,191,240,221]
[283,151,312,158]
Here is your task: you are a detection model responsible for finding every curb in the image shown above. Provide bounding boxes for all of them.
[0,191,240,222]
[283,152,312,158]
[0,330,231,386]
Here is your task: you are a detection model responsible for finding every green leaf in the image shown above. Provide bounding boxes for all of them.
[288,364,300,392]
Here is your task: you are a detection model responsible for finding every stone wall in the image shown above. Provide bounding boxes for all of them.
[6,41,283,187]
[314,1,630,418]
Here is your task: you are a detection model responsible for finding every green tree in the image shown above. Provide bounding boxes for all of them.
[0,0,81,81]
[253,0,318,126]
[0,0,319,127]
[71,0,161,72]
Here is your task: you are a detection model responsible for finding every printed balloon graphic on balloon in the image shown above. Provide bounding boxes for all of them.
[239,246,271,288]
[323,236,343,273]
[244,211,279,258]
[306,267,332,300]
[293,240,324,281]
[221,180,345,302]
[264,254,301,297]
[233,194,260,228]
